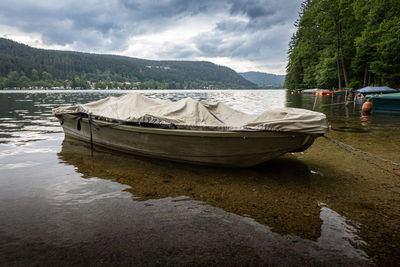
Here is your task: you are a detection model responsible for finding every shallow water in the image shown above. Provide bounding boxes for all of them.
[0,89,399,265]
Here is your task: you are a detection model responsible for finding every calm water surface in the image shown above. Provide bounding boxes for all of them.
[0,89,399,265]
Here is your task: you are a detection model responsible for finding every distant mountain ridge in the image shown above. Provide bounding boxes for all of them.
[0,38,256,89]
[240,71,285,88]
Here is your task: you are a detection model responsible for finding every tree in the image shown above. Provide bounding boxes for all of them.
[19,73,31,88]
[42,71,53,81]
[285,0,400,90]
[5,71,19,88]
[31,69,39,81]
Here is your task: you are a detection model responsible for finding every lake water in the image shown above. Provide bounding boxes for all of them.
[0,89,399,265]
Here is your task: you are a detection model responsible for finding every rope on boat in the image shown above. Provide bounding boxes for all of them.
[57,113,123,156]
[322,135,400,177]
[86,114,121,155]
[88,114,94,155]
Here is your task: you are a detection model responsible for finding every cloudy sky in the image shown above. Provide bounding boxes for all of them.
[0,0,302,75]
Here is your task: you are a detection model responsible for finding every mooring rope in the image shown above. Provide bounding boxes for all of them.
[88,114,94,156]
[86,114,121,155]
[322,135,400,177]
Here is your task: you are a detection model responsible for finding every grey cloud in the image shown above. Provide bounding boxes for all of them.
[1,0,225,50]
[188,0,297,61]
[230,0,276,19]
[158,44,198,59]
[120,0,224,19]
[191,26,288,60]
[192,31,246,58]
[216,20,247,32]
[0,0,301,73]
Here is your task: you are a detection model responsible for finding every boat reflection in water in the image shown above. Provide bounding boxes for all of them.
[57,138,371,265]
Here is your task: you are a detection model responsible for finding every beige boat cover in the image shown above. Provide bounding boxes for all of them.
[53,93,329,134]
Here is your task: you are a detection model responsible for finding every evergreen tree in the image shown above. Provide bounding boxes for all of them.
[5,71,19,88]
[0,37,256,89]
[31,69,39,81]
[285,0,400,90]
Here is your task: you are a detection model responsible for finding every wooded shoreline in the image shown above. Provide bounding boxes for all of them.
[285,0,400,91]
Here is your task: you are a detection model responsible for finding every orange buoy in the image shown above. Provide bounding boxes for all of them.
[362,99,372,113]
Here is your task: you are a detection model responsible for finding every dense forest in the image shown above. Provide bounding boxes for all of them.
[0,38,256,89]
[240,72,286,88]
[285,0,400,90]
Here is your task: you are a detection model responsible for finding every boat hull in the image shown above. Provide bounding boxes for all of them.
[57,114,317,167]
[370,93,400,114]
[333,90,345,95]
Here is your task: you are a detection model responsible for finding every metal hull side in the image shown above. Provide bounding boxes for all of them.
[58,114,316,167]
[371,98,400,114]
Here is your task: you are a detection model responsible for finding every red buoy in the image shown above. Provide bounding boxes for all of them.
[362,99,372,113]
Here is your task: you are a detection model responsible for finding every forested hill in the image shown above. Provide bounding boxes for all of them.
[0,38,256,89]
[285,0,400,90]
[239,72,285,88]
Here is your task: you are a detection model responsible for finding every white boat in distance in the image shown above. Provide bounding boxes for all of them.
[53,93,329,167]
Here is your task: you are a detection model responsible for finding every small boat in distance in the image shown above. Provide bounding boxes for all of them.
[53,93,329,167]
[301,89,346,96]
[313,89,334,96]
[333,90,346,95]
[355,86,397,95]
[301,88,318,94]
[369,92,400,114]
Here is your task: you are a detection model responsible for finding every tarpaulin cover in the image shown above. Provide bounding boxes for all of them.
[355,86,397,94]
[53,93,329,134]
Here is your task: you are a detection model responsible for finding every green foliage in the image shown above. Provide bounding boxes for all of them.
[0,38,256,89]
[31,69,39,81]
[314,47,337,88]
[41,71,52,81]
[70,76,89,89]
[5,71,20,88]
[286,0,400,90]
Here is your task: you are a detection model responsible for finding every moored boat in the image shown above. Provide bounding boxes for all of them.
[301,88,318,94]
[369,93,400,114]
[313,89,334,96]
[53,93,329,167]
[333,90,345,95]
[355,86,397,95]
